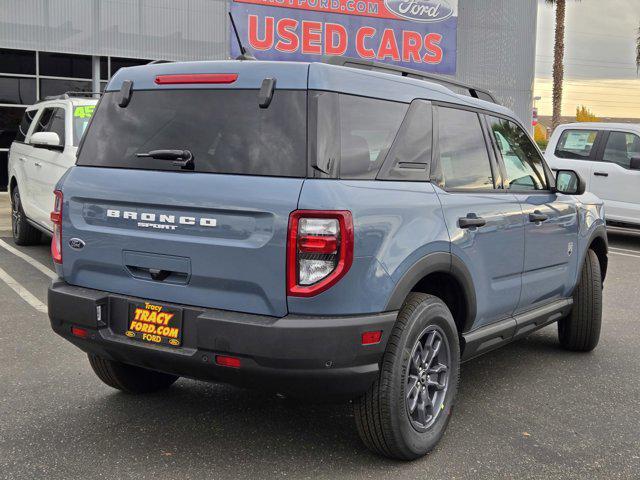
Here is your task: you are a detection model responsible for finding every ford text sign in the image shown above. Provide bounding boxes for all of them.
[384,0,454,23]
[230,0,458,75]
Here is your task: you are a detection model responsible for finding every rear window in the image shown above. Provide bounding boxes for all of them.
[554,129,598,160]
[77,89,307,177]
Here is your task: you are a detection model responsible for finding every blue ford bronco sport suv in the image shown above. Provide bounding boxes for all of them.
[48,57,607,460]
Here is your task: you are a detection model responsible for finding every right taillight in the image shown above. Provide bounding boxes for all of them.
[287,210,354,297]
[51,190,63,264]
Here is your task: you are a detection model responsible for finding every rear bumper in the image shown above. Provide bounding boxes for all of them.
[48,280,397,399]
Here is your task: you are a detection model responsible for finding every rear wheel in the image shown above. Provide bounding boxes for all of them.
[354,293,460,460]
[11,187,41,246]
[558,249,602,351]
[88,353,179,394]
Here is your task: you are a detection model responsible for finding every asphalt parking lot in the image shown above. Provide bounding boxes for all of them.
[0,192,639,480]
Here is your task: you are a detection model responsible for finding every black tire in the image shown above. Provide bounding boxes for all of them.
[355,293,460,460]
[558,249,602,352]
[11,186,41,246]
[88,353,179,394]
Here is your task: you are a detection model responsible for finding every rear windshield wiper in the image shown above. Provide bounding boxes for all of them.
[136,149,194,170]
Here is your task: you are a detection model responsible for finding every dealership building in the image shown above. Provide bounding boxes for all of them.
[0,0,538,191]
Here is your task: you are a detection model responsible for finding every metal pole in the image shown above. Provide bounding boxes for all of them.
[92,56,100,96]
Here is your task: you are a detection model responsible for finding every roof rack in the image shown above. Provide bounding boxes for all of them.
[324,56,499,104]
[42,91,102,101]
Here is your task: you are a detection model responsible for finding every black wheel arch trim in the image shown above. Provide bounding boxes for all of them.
[384,251,477,333]
[583,224,608,282]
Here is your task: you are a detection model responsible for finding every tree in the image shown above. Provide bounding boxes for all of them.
[636,23,640,74]
[576,105,599,122]
[546,0,580,131]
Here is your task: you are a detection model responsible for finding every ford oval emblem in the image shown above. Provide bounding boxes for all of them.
[384,0,454,23]
[68,238,85,250]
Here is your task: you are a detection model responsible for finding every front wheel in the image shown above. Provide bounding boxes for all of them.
[11,187,41,246]
[354,293,460,460]
[558,249,602,352]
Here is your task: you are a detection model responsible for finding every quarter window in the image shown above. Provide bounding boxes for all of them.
[437,107,494,190]
[554,129,598,160]
[602,132,640,169]
[487,117,547,190]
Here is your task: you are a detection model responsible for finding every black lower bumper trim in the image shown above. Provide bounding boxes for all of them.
[48,280,397,398]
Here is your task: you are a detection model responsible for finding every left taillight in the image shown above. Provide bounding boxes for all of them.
[51,190,63,264]
[287,210,354,297]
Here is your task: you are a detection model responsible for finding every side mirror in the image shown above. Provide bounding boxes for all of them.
[630,156,640,170]
[556,169,586,195]
[30,131,62,148]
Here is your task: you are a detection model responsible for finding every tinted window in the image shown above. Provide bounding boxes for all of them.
[39,52,92,78]
[379,100,431,181]
[312,92,408,179]
[602,132,640,169]
[40,78,92,99]
[78,90,307,177]
[0,76,37,105]
[488,117,547,190]
[0,48,36,75]
[555,129,598,160]
[0,107,26,148]
[33,107,65,145]
[437,107,494,190]
[15,109,37,142]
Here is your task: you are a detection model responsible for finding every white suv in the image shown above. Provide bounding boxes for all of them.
[8,94,98,245]
[546,122,640,229]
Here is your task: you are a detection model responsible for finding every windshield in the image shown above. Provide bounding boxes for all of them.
[77,89,307,177]
[72,104,96,145]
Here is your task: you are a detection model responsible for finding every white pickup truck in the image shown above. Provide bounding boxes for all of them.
[545,122,640,230]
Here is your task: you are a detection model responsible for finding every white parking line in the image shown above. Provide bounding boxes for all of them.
[0,265,48,313]
[609,246,640,255]
[0,239,56,279]
[609,251,640,259]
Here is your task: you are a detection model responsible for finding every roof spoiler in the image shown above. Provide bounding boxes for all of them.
[324,56,499,105]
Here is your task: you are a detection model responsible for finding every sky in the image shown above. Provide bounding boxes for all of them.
[535,0,640,118]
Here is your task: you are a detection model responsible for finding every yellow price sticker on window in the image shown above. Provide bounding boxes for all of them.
[73,105,95,119]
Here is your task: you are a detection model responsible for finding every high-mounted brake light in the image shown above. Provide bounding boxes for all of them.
[154,73,238,85]
[287,210,354,297]
[51,190,63,264]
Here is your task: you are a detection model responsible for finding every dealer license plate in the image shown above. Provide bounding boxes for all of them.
[125,301,183,347]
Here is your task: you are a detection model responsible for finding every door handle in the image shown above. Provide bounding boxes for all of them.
[458,214,486,229]
[34,162,42,167]
[529,210,549,223]
[593,171,608,177]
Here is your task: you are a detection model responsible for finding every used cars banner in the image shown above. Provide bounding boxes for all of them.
[230,0,458,74]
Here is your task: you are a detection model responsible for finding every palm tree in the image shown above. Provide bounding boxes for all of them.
[546,0,579,131]
[636,23,640,74]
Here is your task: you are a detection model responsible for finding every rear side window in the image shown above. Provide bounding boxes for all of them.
[487,116,548,190]
[311,92,408,179]
[437,107,494,191]
[77,90,307,177]
[602,131,640,169]
[15,109,36,142]
[555,129,598,160]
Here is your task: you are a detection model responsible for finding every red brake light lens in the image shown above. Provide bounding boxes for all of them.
[287,210,354,297]
[215,355,241,368]
[51,190,63,264]
[154,73,238,85]
[71,326,89,339]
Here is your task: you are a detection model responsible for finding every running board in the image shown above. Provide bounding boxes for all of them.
[461,298,573,362]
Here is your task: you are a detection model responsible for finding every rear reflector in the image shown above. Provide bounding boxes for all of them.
[215,355,241,368]
[154,73,238,85]
[71,326,89,339]
[51,190,63,264]
[361,331,383,345]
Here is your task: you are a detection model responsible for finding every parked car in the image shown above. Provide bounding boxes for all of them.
[7,93,98,245]
[47,59,607,460]
[546,122,640,229]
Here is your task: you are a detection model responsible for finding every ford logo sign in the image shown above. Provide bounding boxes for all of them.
[68,238,85,250]
[384,0,454,23]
